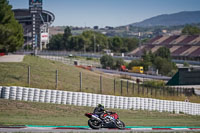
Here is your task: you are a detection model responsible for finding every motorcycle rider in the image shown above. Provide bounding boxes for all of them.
[93,104,106,119]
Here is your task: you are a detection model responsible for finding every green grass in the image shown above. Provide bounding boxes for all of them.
[0,55,115,94]
[0,55,200,103]
[0,99,200,126]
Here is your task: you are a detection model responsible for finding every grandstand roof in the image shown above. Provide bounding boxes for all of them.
[13,9,55,25]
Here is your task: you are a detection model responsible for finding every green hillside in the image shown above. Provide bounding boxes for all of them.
[0,55,117,95]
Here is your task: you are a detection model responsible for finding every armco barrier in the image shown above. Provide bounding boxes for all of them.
[0,86,200,116]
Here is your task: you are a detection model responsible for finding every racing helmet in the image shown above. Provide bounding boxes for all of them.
[98,104,104,108]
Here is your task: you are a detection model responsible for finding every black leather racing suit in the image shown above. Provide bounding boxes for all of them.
[93,106,105,119]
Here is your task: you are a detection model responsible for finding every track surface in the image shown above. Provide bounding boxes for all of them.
[1,125,200,132]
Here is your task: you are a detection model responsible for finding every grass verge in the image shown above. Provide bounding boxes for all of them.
[0,99,200,126]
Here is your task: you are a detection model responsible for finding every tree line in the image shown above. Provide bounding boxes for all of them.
[48,27,139,53]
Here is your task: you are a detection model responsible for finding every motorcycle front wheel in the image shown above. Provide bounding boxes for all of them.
[88,119,101,129]
[115,119,125,129]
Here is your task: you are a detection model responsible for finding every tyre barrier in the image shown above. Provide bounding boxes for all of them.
[2,87,10,99]
[22,87,29,101]
[77,92,83,106]
[45,90,51,103]
[105,95,111,108]
[0,86,200,115]
[28,88,35,102]
[9,86,17,100]
[114,96,119,108]
[96,94,101,106]
[50,90,57,104]
[66,92,72,105]
[82,93,87,106]
[39,89,46,103]
[72,92,78,105]
[91,94,97,107]
[16,87,23,100]
[0,86,2,98]
[61,91,67,104]
[56,91,62,104]
[33,89,40,102]
[86,93,92,106]
[110,96,115,108]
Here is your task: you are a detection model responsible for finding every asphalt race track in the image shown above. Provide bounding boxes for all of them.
[1,125,200,133]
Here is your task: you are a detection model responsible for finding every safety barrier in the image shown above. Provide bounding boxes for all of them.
[0,86,200,115]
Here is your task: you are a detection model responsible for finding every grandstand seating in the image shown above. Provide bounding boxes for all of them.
[180,46,200,56]
[189,47,200,57]
[169,46,181,53]
[151,46,162,53]
[169,35,187,44]
[146,35,163,44]
[128,45,145,55]
[178,35,199,44]
[153,36,169,45]
[160,35,180,45]
[172,46,191,56]
[129,35,200,59]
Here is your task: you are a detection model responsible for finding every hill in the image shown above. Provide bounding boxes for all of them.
[131,11,200,27]
[0,55,118,95]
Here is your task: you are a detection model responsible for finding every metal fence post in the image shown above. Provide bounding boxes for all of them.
[137,83,140,95]
[56,70,58,89]
[28,66,30,87]
[114,79,116,95]
[100,75,102,94]
[80,72,82,92]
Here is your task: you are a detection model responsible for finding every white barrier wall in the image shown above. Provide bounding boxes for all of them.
[0,86,200,116]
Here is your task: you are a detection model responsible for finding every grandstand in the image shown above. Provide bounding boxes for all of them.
[13,9,55,50]
[129,35,200,60]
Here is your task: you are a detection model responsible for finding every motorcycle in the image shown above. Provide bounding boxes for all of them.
[85,111,125,129]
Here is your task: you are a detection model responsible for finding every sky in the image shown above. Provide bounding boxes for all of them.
[9,0,200,28]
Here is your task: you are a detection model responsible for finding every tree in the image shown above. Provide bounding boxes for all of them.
[155,47,171,60]
[100,55,115,69]
[153,56,177,76]
[182,25,200,35]
[115,58,125,69]
[48,34,64,50]
[63,26,72,50]
[69,35,85,51]
[0,0,24,52]
[110,37,123,52]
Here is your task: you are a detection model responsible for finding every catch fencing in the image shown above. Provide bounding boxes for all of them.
[0,86,200,115]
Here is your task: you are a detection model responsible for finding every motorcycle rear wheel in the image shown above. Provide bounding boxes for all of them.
[88,119,101,129]
[115,119,125,129]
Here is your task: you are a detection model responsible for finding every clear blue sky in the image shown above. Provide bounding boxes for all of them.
[9,0,200,27]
